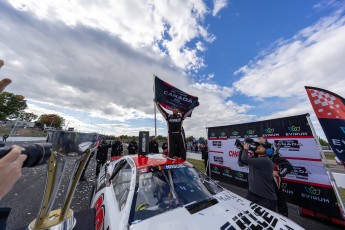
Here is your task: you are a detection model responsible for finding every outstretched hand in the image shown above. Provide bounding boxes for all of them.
[0,146,27,201]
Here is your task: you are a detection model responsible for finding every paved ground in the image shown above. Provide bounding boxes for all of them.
[0,143,344,229]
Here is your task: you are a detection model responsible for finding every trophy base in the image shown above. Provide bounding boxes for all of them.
[28,209,76,230]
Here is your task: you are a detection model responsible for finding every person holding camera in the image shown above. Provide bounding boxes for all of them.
[258,137,292,216]
[241,142,277,211]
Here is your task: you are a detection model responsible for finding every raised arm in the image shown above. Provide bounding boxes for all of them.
[182,107,194,120]
[155,101,168,120]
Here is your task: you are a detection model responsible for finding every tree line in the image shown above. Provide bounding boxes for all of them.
[0,91,64,127]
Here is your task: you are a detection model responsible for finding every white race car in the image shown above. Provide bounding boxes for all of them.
[90,154,304,230]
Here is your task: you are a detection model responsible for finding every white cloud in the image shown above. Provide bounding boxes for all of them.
[233,12,345,99]
[192,82,234,98]
[7,0,218,71]
[1,2,254,138]
[212,0,228,16]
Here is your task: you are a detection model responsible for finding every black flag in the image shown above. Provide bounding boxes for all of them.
[154,76,199,112]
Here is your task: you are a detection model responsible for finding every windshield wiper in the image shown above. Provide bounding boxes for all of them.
[185,198,218,214]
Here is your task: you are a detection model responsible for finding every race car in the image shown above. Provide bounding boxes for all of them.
[90,154,304,230]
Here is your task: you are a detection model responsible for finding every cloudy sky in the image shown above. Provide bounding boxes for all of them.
[1,0,344,139]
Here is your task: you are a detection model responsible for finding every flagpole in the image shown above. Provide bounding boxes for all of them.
[153,74,157,137]
[306,114,345,216]
[206,127,211,178]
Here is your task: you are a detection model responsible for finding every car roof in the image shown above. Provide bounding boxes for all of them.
[111,154,187,168]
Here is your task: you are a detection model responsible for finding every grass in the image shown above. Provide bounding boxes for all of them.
[324,152,336,161]
[0,126,46,137]
[338,187,345,204]
[187,158,205,173]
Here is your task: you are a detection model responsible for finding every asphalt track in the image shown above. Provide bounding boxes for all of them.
[0,142,343,229]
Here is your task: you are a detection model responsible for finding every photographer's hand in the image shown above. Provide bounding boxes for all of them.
[0,146,27,201]
[243,143,250,150]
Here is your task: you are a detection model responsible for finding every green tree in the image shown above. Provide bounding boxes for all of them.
[198,137,206,143]
[318,137,329,146]
[0,92,27,120]
[19,112,38,122]
[186,136,195,142]
[37,114,65,128]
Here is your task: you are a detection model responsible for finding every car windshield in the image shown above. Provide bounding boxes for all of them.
[130,165,223,224]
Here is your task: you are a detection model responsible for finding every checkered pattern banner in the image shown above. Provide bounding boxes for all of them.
[305,86,345,166]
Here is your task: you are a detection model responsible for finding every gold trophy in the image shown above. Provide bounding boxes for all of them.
[28,131,98,230]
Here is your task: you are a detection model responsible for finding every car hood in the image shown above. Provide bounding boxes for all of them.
[129,190,304,230]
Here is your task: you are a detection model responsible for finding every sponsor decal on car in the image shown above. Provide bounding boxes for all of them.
[163,164,187,170]
[94,194,106,230]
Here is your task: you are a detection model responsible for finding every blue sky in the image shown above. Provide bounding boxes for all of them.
[1,0,344,138]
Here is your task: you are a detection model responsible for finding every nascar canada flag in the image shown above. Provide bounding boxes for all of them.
[305,86,345,166]
[154,76,199,113]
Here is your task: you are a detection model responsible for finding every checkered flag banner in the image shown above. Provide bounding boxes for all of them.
[305,86,345,166]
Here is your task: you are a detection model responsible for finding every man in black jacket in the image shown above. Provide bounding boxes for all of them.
[155,101,193,160]
[96,139,110,177]
[127,138,138,155]
[111,137,123,157]
[149,137,159,153]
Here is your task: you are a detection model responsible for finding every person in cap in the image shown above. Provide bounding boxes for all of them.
[155,102,193,160]
[258,137,292,216]
[241,141,277,211]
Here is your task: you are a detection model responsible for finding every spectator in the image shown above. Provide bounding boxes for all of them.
[2,134,9,143]
[201,143,209,175]
[161,142,168,156]
[149,137,159,153]
[241,142,277,211]
[194,143,198,153]
[111,137,123,157]
[96,138,110,177]
[127,138,138,155]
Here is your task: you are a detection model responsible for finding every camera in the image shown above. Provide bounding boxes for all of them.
[234,138,260,152]
[0,143,52,167]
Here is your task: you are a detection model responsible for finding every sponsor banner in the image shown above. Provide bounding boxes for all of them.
[210,164,248,188]
[305,86,345,165]
[207,114,312,139]
[284,160,331,185]
[154,75,199,113]
[281,180,342,219]
[208,114,341,219]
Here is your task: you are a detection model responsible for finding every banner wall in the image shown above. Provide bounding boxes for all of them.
[207,114,342,219]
